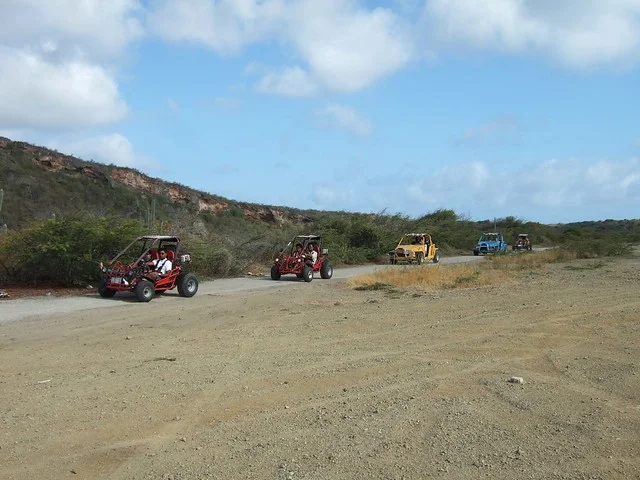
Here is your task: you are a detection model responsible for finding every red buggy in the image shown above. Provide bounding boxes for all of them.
[271,235,333,282]
[98,235,198,302]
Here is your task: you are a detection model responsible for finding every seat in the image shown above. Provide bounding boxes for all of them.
[166,250,175,262]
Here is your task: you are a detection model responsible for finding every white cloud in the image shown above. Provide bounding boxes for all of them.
[50,133,151,168]
[408,161,491,204]
[302,156,640,221]
[151,0,414,95]
[256,66,319,97]
[167,98,180,113]
[456,116,519,144]
[316,103,373,138]
[148,0,284,53]
[407,157,640,212]
[286,0,414,92]
[149,1,640,100]
[311,184,355,206]
[423,0,640,68]
[0,1,141,130]
[0,0,143,59]
[0,48,128,129]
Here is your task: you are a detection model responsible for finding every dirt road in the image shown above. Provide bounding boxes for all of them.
[1,257,638,479]
[0,255,480,325]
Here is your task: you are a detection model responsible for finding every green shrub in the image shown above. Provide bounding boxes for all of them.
[0,214,143,286]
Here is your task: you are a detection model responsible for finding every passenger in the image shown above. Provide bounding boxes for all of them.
[294,243,305,258]
[306,243,318,267]
[147,248,172,282]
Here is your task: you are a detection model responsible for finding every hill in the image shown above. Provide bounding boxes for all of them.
[0,136,314,230]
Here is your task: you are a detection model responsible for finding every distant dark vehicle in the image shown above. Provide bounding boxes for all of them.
[271,235,333,282]
[98,235,198,302]
[512,233,533,251]
[473,232,507,256]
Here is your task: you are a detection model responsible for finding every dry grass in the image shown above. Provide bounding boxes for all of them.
[348,250,576,292]
[486,249,576,269]
[347,264,511,292]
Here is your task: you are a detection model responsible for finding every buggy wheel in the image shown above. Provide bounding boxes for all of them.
[135,280,155,302]
[320,261,333,279]
[271,265,281,280]
[302,266,313,282]
[433,251,441,263]
[473,250,479,256]
[177,272,198,297]
[98,279,116,298]
[416,252,424,265]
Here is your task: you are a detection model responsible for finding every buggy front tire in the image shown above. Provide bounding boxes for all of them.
[271,265,281,280]
[135,280,155,302]
[302,266,313,282]
[177,272,198,297]
[320,261,333,279]
[98,279,116,298]
[416,252,424,265]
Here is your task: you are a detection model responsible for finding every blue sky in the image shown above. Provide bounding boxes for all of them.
[1,1,639,224]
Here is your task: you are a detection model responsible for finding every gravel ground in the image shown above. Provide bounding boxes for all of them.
[0,257,638,479]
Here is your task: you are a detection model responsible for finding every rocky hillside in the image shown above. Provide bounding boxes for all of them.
[0,137,313,230]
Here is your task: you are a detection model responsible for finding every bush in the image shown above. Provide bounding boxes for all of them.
[569,239,632,258]
[0,214,143,286]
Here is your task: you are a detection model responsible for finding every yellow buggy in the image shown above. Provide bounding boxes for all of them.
[389,233,440,265]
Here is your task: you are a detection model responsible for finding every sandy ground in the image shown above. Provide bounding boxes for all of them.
[0,257,639,479]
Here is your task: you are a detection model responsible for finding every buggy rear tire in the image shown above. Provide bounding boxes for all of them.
[320,261,333,279]
[98,279,116,298]
[433,251,441,263]
[177,272,198,297]
[271,265,281,280]
[135,280,154,302]
[302,266,313,282]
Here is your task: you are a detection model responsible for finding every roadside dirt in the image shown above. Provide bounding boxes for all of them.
[1,258,639,479]
[0,285,96,300]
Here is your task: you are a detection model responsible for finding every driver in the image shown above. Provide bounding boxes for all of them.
[137,251,154,268]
